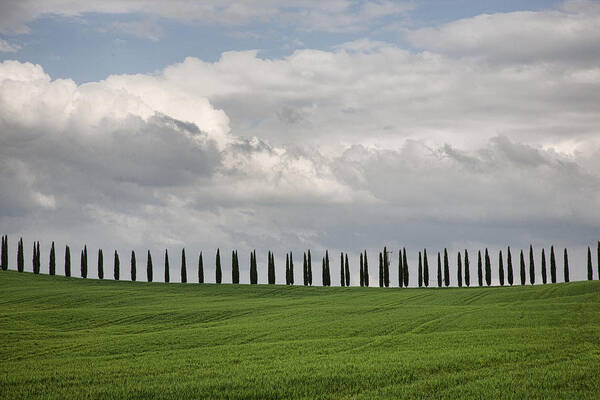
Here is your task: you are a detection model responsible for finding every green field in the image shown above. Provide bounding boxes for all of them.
[1,271,599,399]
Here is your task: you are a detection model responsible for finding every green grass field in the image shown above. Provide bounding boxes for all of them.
[1,271,599,399]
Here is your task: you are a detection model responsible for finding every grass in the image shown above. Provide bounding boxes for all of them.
[1,271,599,399]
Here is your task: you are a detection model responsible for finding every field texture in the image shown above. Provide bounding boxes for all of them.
[1,271,599,399]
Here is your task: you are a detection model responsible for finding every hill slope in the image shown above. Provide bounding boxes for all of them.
[1,271,599,399]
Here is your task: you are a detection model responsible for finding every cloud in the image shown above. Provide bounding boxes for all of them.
[0,38,19,52]
[112,19,164,41]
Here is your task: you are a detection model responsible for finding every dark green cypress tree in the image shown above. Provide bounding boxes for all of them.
[507,247,513,286]
[114,250,120,281]
[457,251,462,287]
[80,249,85,278]
[146,250,152,282]
[164,249,170,283]
[464,249,470,287]
[403,248,409,287]
[250,251,258,284]
[345,254,350,287]
[198,252,204,284]
[231,250,237,284]
[340,252,345,287]
[443,248,450,287]
[418,251,423,287]
[32,242,38,274]
[80,246,88,278]
[325,250,330,286]
[424,249,429,287]
[587,246,593,280]
[84,245,88,278]
[268,251,275,284]
[0,235,5,271]
[550,245,557,283]
[303,252,308,286]
[359,252,364,287]
[98,249,104,279]
[520,250,526,285]
[181,248,187,283]
[477,250,483,287]
[363,250,369,287]
[563,248,569,282]
[398,249,404,288]
[383,247,390,287]
[484,248,491,286]
[541,248,547,284]
[498,250,504,286]
[215,248,222,284]
[322,256,326,286]
[289,252,294,285]
[529,245,535,285]
[63,245,69,277]
[17,237,24,272]
[49,242,55,277]
[286,253,290,285]
[308,250,312,286]
[437,252,442,288]
[597,242,600,281]
[38,242,41,274]
[131,250,137,282]
[379,252,384,287]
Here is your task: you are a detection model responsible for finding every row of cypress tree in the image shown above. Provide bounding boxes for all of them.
[1,236,597,287]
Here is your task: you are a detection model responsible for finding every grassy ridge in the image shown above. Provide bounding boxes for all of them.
[1,271,599,399]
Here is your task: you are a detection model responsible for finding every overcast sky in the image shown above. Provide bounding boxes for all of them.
[1,0,599,285]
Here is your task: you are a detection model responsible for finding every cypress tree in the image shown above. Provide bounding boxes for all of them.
[443,248,450,287]
[286,253,290,285]
[597,241,600,281]
[345,253,350,287]
[322,256,326,286]
[164,249,170,283]
[131,250,137,282]
[325,250,330,286]
[359,252,364,287]
[464,249,470,287]
[303,252,308,286]
[84,245,88,278]
[215,248,222,284]
[268,251,275,284]
[38,242,41,273]
[63,245,69,277]
[363,250,369,287]
[379,252,383,287]
[198,252,204,284]
[17,237,24,272]
[81,246,88,279]
[114,250,120,281]
[484,248,491,286]
[498,250,504,286]
[550,245,557,283]
[80,249,85,278]
[181,248,187,283]
[507,247,513,286]
[437,252,442,288]
[250,250,258,284]
[0,235,5,271]
[231,250,237,284]
[529,245,535,285]
[383,247,390,287]
[587,246,593,280]
[457,251,462,287]
[424,249,429,287]
[147,250,152,282]
[520,250,526,285]
[477,250,483,287]
[289,252,294,285]
[32,242,38,274]
[403,248,409,287]
[418,251,423,287]
[563,248,569,282]
[340,252,345,287]
[49,242,55,277]
[308,250,312,286]
[398,249,404,288]
[98,249,104,279]
[541,248,547,284]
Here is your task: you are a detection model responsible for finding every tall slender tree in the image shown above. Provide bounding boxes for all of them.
[80,249,85,278]
[268,251,275,284]
[114,250,120,281]
[82,245,88,278]
[379,252,384,288]
[424,249,429,287]
[289,251,294,285]
[457,252,462,287]
[164,249,170,283]
[131,250,137,282]
[563,248,569,282]
[587,246,593,280]
[384,247,390,287]
[464,249,470,287]
[597,241,600,281]
[541,248,547,284]
[215,248,222,284]
[198,252,204,284]
[443,248,450,287]
[250,250,258,284]
[550,245,557,283]
[340,252,345,287]
[325,250,330,286]
[98,249,104,279]
[359,252,364,287]
[507,247,513,286]
[418,251,423,287]
[181,248,187,283]
[484,249,491,286]
[49,242,55,277]
[498,250,504,286]
[520,250,526,285]
[0,235,5,271]
[345,254,350,287]
[308,250,312,286]
[231,250,238,284]
[477,250,483,287]
[363,250,369,287]
[322,256,326,286]
[403,248,409,287]
[398,249,404,288]
[17,237,24,272]
[303,252,308,286]
[529,245,535,285]
[63,245,69,277]
[437,252,442,288]
[32,242,38,274]
[286,253,290,285]
[146,250,152,282]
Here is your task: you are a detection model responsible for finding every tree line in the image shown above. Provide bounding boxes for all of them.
[1,235,598,287]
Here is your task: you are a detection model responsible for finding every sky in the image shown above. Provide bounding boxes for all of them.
[1,0,599,285]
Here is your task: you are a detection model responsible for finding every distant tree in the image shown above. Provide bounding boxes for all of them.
[379,252,384,288]
[529,245,535,285]
[398,249,404,288]
[98,249,104,280]
[17,237,24,272]
[146,250,152,282]
[250,250,258,285]
[114,250,120,281]
[464,249,470,287]
[0,235,5,271]
[286,253,290,285]
[403,248,409,288]
[181,248,187,283]
[507,247,513,286]
[587,246,593,280]
[598,242,600,281]
[484,249,491,286]
[308,250,312,286]
[131,250,137,282]
[303,252,308,286]
[345,254,350,287]
[231,250,238,284]
[234,250,240,284]
[32,242,38,274]
[325,250,331,286]
[520,250,526,286]
[550,246,557,283]
[290,251,294,285]
[477,250,483,287]
[363,250,369,287]
[215,248,222,284]
[359,252,364,287]
[322,256,326,286]
[198,252,204,284]
[164,249,170,283]
[80,249,85,278]
[457,252,462,287]
[63,245,70,277]
[49,242,55,277]
[418,252,423,287]
[541,249,547,284]
[423,249,429,287]
[443,248,450,287]
[268,251,275,284]
[383,247,390,287]
[340,252,345,287]
[563,248,569,282]
[437,252,442,288]
[498,250,504,286]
